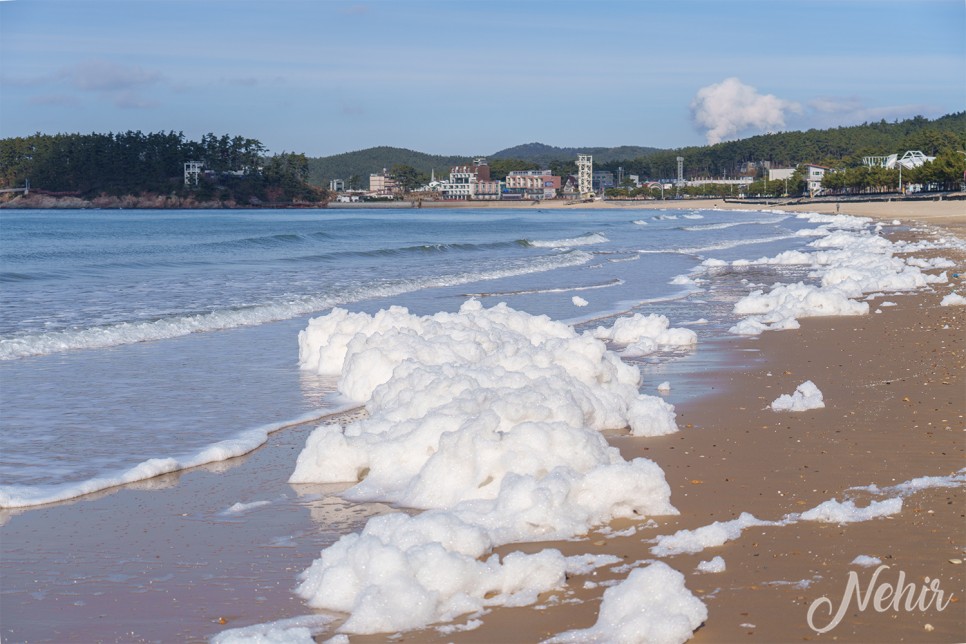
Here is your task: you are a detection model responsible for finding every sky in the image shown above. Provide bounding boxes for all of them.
[1,0,963,158]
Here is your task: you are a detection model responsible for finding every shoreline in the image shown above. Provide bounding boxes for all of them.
[0,203,963,642]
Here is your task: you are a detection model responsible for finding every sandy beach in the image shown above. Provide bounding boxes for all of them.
[1,201,963,643]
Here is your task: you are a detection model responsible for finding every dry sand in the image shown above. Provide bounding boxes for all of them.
[1,202,963,643]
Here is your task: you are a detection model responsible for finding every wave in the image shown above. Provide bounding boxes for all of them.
[203,231,333,250]
[0,250,594,360]
[638,233,798,256]
[526,233,609,248]
[0,405,359,509]
[463,278,624,298]
[680,215,788,232]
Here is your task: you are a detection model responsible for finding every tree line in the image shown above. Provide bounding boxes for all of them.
[594,113,965,196]
[0,131,325,204]
[312,112,964,199]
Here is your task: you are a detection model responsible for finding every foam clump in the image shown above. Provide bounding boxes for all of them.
[729,214,949,336]
[941,292,966,306]
[291,301,681,633]
[695,556,726,573]
[593,313,697,357]
[651,512,773,557]
[211,615,336,644]
[770,380,825,412]
[547,562,707,644]
[572,295,589,307]
[796,497,902,523]
[851,555,882,567]
[730,282,867,335]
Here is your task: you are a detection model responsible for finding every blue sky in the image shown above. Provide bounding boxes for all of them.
[1,0,963,157]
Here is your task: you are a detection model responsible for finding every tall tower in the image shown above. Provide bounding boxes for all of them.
[577,154,593,198]
[184,161,202,187]
[676,156,684,184]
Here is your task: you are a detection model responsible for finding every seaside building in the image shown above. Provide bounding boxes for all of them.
[184,161,202,187]
[804,164,828,196]
[329,178,345,192]
[561,175,580,200]
[437,158,501,200]
[592,171,615,192]
[862,150,936,170]
[504,170,560,200]
[369,169,402,197]
[577,154,593,198]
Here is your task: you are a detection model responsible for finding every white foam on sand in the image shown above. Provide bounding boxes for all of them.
[545,562,707,644]
[851,555,883,567]
[651,513,775,557]
[941,292,966,306]
[790,497,903,524]
[770,380,825,412]
[728,212,951,335]
[210,614,337,644]
[592,313,697,358]
[289,301,683,634]
[695,556,726,573]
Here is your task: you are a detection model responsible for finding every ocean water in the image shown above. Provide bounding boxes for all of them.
[0,207,825,507]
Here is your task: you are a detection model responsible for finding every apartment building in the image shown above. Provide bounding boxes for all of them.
[505,170,561,200]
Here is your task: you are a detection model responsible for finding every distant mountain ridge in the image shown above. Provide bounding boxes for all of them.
[490,142,663,165]
[306,143,663,186]
[305,112,965,186]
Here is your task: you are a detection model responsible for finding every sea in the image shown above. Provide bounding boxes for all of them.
[0,206,827,508]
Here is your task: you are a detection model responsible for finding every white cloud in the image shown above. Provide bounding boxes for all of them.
[690,77,802,144]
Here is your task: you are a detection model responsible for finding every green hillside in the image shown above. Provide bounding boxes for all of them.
[596,112,966,179]
[306,146,470,189]
[306,143,665,187]
[489,143,663,166]
[307,113,965,187]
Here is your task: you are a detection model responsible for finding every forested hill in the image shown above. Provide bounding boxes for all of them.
[305,143,665,186]
[490,143,663,165]
[608,112,966,179]
[305,146,469,189]
[307,113,964,185]
[0,131,324,205]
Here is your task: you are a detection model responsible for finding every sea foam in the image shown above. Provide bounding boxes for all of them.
[728,212,950,335]
[289,300,683,634]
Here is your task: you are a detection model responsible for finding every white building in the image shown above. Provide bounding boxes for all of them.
[436,159,500,201]
[863,150,936,170]
[804,164,827,196]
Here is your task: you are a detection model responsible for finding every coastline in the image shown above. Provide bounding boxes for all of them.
[0,202,963,642]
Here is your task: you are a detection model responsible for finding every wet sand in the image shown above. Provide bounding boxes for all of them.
[1,203,963,643]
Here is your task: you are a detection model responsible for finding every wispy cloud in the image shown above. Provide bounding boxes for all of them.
[806,97,939,125]
[61,59,161,92]
[28,94,82,107]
